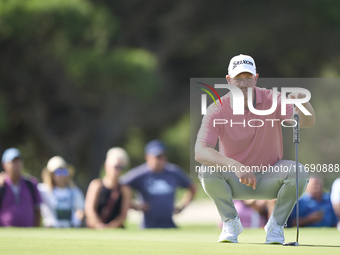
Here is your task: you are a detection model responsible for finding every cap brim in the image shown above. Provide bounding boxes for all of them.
[229,67,256,78]
[2,155,21,163]
[146,148,166,156]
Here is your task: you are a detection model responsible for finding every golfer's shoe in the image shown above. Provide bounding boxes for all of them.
[264,215,285,244]
[218,216,244,243]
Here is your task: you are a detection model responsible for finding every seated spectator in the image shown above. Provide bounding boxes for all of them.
[233,200,267,228]
[121,140,196,228]
[38,156,85,228]
[287,178,337,227]
[330,177,340,230]
[0,148,41,227]
[85,147,131,229]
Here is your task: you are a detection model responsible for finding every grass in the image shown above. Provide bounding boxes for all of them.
[0,225,339,255]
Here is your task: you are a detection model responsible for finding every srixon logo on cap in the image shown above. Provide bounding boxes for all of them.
[232,60,254,70]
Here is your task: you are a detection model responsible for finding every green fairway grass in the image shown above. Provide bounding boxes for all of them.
[0,226,339,255]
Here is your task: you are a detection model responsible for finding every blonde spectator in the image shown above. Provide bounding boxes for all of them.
[85,147,131,229]
[38,156,85,228]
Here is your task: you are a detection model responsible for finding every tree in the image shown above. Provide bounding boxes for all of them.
[0,0,163,184]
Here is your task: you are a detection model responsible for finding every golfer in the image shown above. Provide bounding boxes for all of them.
[195,54,315,244]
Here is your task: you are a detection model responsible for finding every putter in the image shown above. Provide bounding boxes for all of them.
[283,106,300,246]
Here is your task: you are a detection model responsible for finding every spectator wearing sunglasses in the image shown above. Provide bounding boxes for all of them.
[85,147,131,229]
[38,156,85,228]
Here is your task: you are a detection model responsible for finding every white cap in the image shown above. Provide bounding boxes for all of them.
[2,148,21,163]
[228,54,256,78]
[47,156,67,172]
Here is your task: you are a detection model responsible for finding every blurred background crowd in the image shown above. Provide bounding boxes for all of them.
[1,146,340,230]
[1,0,340,229]
[0,142,196,228]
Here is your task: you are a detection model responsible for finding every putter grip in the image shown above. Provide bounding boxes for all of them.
[293,113,300,143]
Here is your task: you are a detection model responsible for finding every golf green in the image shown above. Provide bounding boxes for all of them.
[0,226,339,255]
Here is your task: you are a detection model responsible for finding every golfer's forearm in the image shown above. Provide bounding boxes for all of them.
[299,102,315,128]
[195,146,240,167]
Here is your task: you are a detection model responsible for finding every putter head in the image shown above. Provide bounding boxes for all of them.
[283,242,299,246]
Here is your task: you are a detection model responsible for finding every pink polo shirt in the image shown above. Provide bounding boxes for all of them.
[197,86,293,167]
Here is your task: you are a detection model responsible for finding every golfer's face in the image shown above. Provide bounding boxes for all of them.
[230,72,257,99]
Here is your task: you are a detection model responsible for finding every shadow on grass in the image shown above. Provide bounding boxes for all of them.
[242,243,340,248]
[298,244,340,248]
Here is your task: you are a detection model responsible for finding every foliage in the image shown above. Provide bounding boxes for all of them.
[1,0,340,190]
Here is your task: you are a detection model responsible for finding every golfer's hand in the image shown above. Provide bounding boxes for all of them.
[234,163,257,190]
[288,92,306,100]
[288,92,306,114]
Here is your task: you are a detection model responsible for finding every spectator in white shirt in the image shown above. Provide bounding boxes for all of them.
[331,178,340,230]
[38,156,84,228]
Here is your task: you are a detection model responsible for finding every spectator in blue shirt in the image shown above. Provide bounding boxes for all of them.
[287,178,337,227]
[121,140,196,228]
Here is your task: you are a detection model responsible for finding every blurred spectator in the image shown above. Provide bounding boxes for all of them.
[287,178,337,227]
[121,140,196,228]
[0,148,41,227]
[85,147,131,229]
[38,156,85,228]
[233,200,267,228]
[330,178,340,230]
